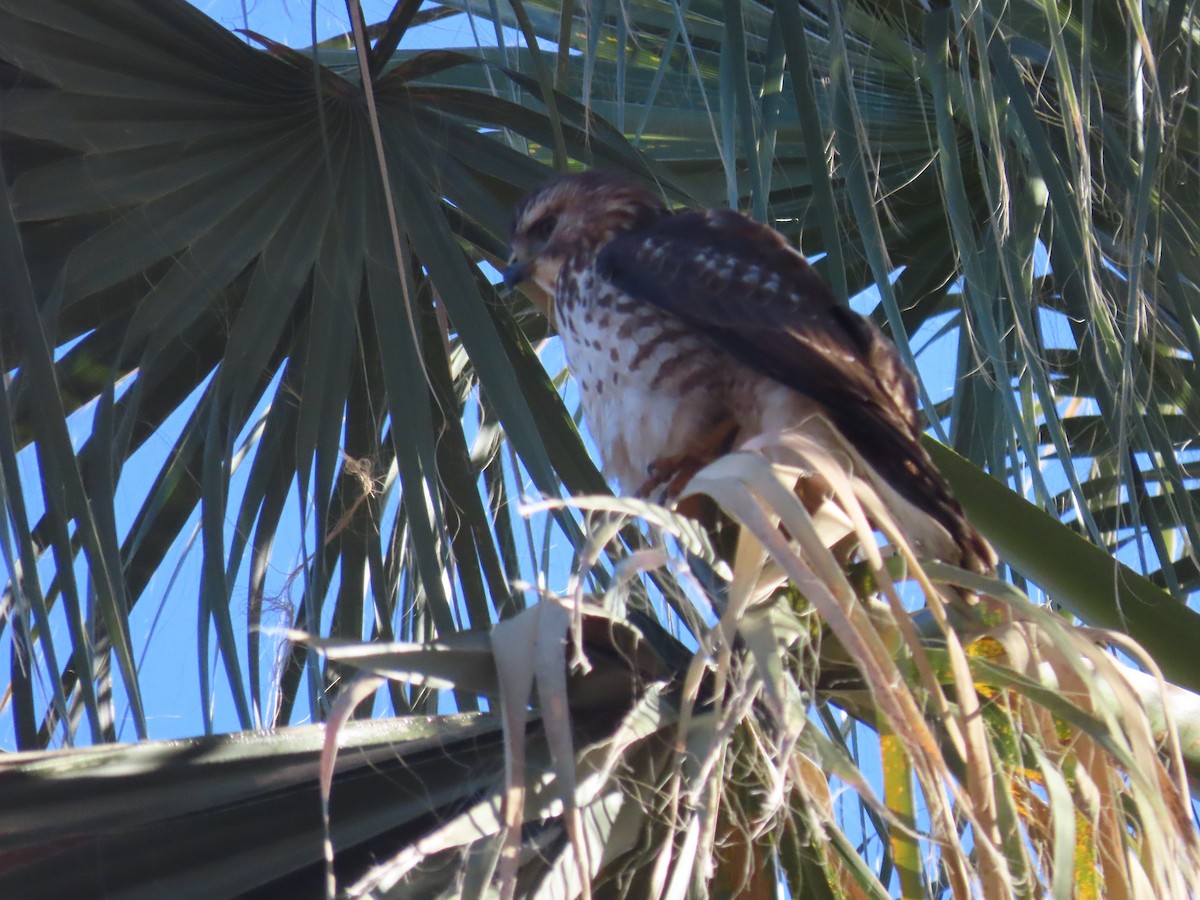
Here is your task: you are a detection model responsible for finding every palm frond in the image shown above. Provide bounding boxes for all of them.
[2,1,1199,894]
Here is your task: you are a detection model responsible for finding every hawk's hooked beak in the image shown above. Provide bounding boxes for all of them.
[502,256,529,288]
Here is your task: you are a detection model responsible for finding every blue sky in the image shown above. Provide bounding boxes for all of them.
[197,0,460,46]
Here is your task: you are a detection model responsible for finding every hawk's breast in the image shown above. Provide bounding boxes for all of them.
[554,259,728,491]
[555,255,801,493]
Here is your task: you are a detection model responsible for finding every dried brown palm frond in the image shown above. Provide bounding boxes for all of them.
[310,433,1200,898]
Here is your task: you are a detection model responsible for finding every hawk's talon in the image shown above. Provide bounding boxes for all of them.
[634,464,674,502]
[637,418,740,503]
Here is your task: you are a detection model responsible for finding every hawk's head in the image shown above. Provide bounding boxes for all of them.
[504,172,666,295]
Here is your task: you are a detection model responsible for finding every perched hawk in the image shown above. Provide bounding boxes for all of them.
[504,171,995,574]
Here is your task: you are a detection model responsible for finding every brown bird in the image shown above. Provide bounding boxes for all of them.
[504,171,995,574]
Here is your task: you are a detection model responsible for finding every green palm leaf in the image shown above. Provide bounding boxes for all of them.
[0,0,648,739]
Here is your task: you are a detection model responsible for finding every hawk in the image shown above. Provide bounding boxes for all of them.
[504,171,995,575]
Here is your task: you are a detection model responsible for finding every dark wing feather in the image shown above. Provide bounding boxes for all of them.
[597,209,994,572]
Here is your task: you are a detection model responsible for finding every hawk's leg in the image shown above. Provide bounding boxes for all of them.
[637,418,740,501]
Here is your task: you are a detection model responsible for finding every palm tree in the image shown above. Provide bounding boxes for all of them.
[1,0,1198,895]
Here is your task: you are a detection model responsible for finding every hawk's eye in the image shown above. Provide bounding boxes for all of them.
[528,214,557,241]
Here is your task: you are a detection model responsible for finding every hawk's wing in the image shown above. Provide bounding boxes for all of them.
[596,208,992,571]
[596,209,921,469]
